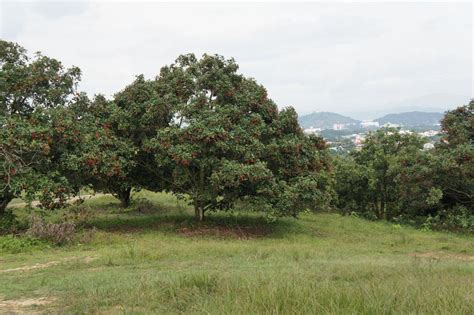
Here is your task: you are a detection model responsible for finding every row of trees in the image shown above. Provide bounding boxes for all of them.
[1,40,472,228]
[335,103,473,228]
[1,40,332,221]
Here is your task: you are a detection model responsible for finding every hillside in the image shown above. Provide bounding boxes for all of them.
[1,191,472,313]
[374,111,443,126]
[299,112,360,129]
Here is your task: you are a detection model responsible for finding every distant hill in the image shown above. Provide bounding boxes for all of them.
[299,112,360,129]
[346,93,469,120]
[374,111,443,126]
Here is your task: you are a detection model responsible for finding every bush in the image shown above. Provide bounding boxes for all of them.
[62,204,96,227]
[0,210,21,235]
[422,206,474,232]
[0,235,47,254]
[27,215,76,245]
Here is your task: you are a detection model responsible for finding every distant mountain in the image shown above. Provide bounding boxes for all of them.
[299,112,360,129]
[346,93,470,120]
[374,111,443,126]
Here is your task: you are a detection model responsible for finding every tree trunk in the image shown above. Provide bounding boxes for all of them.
[194,204,204,221]
[381,198,386,220]
[116,187,132,208]
[0,194,13,216]
[372,199,381,220]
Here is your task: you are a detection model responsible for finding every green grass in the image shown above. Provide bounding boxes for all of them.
[1,192,473,314]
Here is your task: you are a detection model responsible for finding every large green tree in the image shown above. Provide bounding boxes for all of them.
[433,101,473,210]
[335,129,424,220]
[392,102,473,224]
[0,40,81,215]
[150,54,332,220]
[439,100,473,147]
[74,76,173,207]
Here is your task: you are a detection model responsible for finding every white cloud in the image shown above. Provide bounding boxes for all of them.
[1,1,472,115]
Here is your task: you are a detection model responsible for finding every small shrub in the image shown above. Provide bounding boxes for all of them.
[0,235,46,254]
[129,198,162,214]
[349,211,359,218]
[420,216,433,232]
[27,215,76,246]
[420,206,473,232]
[0,210,21,235]
[62,204,95,227]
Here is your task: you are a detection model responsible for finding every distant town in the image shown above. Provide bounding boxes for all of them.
[299,111,442,153]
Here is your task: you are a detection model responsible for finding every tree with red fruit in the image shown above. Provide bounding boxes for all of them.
[150,54,332,221]
[0,39,82,217]
[74,76,173,207]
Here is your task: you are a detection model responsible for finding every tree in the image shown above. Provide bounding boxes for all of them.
[0,40,81,215]
[439,100,473,146]
[341,129,424,220]
[334,102,473,227]
[333,156,371,215]
[150,54,332,220]
[433,101,473,211]
[393,101,473,225]
[390,143,439,217]
[75,76,173,207]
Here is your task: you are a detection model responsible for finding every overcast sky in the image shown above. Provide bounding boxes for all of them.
[1,1,472,117]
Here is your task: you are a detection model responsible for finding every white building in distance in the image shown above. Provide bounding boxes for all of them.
[382,122,401,128]
[303,127,322,135]
[419,130,439,137]
[360,121,379,128]
[423,143,435,150]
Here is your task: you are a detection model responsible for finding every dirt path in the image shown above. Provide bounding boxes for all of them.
[0,297,55,314]
[409,252,474,261]
[0,261,61,273]
[0,256,95,312]
[0,256,96,274]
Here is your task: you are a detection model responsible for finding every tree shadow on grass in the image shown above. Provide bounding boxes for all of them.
[88,212,302,239]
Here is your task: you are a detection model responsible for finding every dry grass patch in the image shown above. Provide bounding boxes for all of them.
[409,251,474,261]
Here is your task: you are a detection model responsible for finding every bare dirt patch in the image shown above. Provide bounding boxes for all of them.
[0,261,61,273]
[0,256,97,273]
[0,297,55,314]
[409,252,474,261]
[177,224,272,239]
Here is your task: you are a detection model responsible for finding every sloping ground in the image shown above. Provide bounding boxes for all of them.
[0,193,473,314]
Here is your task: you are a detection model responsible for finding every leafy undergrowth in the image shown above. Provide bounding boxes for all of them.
[0,192,473,314]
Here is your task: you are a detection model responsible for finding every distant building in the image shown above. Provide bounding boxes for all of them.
[332,123,346,130]
[329,146,346,153]
[419,130,439,137]
[360,121,379,128]
[303,127,322,135]
[382,122,400,128]
[423,143,435,150]
[353,134,365,146]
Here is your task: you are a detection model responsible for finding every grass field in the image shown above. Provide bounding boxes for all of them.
[1,191,473,314]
